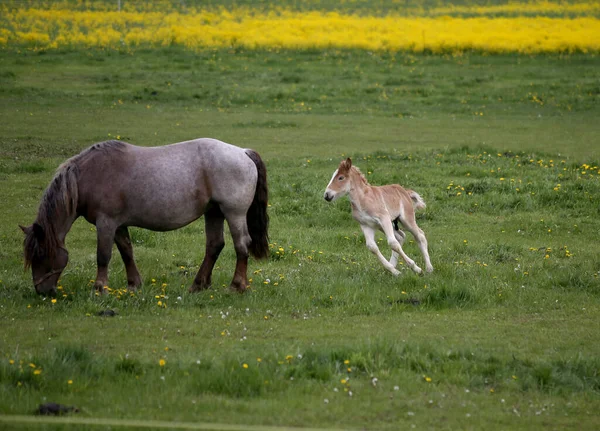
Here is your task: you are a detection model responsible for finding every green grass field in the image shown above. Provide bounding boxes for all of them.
[1,44,600,430]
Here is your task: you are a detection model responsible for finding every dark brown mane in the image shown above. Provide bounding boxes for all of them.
[24,140,127,267]
[23,227,40,269]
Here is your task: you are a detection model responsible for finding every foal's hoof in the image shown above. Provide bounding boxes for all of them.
[426,266,434,273]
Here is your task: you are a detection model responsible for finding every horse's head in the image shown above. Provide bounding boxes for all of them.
[20,223,68,296]
[324,158,353,202]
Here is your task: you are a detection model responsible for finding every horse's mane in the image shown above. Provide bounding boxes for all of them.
[350,166,370,186]
[24,140,127,267]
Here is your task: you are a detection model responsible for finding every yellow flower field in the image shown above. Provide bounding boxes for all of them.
[1,4,599,53]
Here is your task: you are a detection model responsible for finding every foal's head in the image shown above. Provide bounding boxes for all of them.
[20,223,68,296]
[324,158,354,202]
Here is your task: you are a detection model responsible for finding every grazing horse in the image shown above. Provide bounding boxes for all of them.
[20,138,269,296]
[324,158,432,276]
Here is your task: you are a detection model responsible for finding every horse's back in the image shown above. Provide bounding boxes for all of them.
[75,138,257,230]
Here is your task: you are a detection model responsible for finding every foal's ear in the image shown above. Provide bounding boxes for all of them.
[346,157,352,168]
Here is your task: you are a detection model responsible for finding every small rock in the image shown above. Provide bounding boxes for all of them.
[36,402,78,415]
[97,309,117,317]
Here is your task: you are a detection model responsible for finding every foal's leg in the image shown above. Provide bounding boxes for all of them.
[94,216,118,293]
[114,226,142,290]
[190,206,225,292]
[389,228,406,268]
[379,218,422,274]
[400,213,434,273]
[361,224,400,276]
[223,209,252,293]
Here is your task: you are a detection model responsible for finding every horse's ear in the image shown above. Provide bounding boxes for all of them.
[19,224,29,234]
[32,222,45,240]
[346,157,352,168]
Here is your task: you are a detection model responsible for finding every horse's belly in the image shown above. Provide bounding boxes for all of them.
[352,210,379,227]
[126,198,206,231]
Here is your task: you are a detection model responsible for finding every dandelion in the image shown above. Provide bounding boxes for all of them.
[159,359,166,367]
[68,380,73,385]
[424,376,432,382]
[243,363,249,369]
[33,369,42,375]
[51,298,57,304]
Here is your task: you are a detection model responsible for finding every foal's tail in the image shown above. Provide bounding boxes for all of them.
[407,189,426,211]
[245,149,270,259]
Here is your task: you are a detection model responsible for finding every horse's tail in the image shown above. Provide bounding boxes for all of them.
[245,149,269,259]
[406,189,426,211]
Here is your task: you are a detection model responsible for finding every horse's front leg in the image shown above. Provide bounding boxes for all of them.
[94,217,117,294]
[114,226,142,290]
[223,210,251,293]
[190,207,225,292]
[361,224,400,276]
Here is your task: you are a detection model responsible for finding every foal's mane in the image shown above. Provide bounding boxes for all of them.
[24,140,127,267]
[350,166,370,186]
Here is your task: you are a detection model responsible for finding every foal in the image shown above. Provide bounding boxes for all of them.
[324,158,433,276]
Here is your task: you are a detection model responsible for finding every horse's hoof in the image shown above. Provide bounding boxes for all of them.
[426,266,434,273]
[189,283,210,293]
[93,284,108,295]
[228,284,247,294]
[128,278,142,291]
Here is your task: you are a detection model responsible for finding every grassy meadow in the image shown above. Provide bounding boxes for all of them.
[1,1,600,430]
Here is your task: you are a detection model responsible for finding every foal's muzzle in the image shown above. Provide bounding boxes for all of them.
[324,192,334,202]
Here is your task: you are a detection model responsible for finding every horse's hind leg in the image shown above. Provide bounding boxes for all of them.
[190,206,225,292]
[379,218,422,274]
[222,208,252,293]
[114,226,142,290]
[399,211,433,273]
[94,216,118,294]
